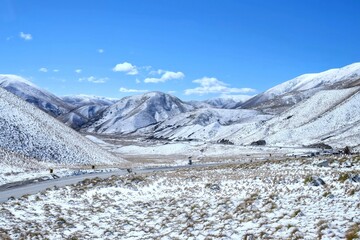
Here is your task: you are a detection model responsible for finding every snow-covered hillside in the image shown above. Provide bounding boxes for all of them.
[61,94,117,107]
[1,63,359,150]
[0,87,122,166]
[241,63,360,113]
[59,105,108,129]
[0,74,73,117]
[0,75,121,129]
[58,95,117,129]
[188,95,252,109]
[2,157,359,239]
[228,87,360,149]
[86,92,195,134]
[149,108,272,141]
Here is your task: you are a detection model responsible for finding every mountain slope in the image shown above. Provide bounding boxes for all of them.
[85,92,195,134]
[188,95,252,109]
[205,95,252,109]
[240,63,360,113]
[145,108,272,141]
[61,95,117,108]
[0,87,122,165]
[228,86,360,148]
[59,95,115,129]
[0,74,73,117]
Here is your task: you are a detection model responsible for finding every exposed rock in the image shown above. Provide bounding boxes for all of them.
[244,234,255,240]
[311,177,326,186]
[205,183,221,191]
[344,146,351,155]
[317,160,329,167]
[250,140,266,146]
[350,174,360,183]
[306,143,332,149]
[217,139,234,145]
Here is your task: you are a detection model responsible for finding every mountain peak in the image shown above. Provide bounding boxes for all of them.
[241,62,360,113]
[0,74,38,88]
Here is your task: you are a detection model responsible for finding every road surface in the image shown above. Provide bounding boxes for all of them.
[0,161,242,203]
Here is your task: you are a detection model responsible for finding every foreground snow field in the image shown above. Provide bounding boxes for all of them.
[1,156,359,239]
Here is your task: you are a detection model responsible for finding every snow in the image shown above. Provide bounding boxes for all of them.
[150,108,272,141]
[0,87,124,182]
[1,157,359,239]
[229,87,360,148]
[0,74,72,117]
[204,94,253,109]
[240,62,360,114]
[61,94,117,107]
[263,62,360,98]
[86,91,194,134]
[0,74,38,88]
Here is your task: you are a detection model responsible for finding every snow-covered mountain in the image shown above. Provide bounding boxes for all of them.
[59,95,117,129]
[188,95,252,109]
[61,95,118,108]
[206,95,252,109]
[147,108,272,141]
[0,87,121,166]
[240,63,360,113]
[0,74,73,117]
[85,92,195,134]
[226,86,360,149]
[58,105,108,130]
[1,63,360,150]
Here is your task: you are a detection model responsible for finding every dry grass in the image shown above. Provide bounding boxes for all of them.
[1,157,359,239]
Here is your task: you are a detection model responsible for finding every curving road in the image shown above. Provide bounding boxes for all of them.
[0,161,243,203]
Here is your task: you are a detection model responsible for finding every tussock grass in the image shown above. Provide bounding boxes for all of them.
[1,157,359,239]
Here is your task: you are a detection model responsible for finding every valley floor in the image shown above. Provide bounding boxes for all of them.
[1,156,359,239]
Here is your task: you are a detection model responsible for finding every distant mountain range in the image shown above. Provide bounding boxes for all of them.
[1,62,360,151]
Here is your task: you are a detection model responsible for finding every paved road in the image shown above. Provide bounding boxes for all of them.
[0,161,241,203]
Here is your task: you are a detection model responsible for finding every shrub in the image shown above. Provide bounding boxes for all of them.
[338,173,350,183]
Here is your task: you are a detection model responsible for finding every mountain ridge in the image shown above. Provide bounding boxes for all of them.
[0,86,122,167]
[1,62,360,150]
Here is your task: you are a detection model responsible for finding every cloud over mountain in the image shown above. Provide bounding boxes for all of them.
[185,77,256,95]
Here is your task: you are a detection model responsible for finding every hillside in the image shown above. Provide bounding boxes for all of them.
[85,91,194,134]
[61,95,117,108]
[0,74,73,117]
[148,108,271,141]
[227,86,360,149]
[0,87,122,166]
[240,63,360,113]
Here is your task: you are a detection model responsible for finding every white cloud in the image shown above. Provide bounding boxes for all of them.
[144,71,184,83]
[119,87,148,93]
[75,69,82,74]
[113,62,138,75]
[149,69,165,75]
[135,79,141,84]
[6,36,13,41]
[79,76,108,84]
[219,94,254,102]
[53,69,59,73]
[19,32,32,41]
[184,77,256,95]
[39,67,48,73]
[98,49,104,53]
[141,65,152,71]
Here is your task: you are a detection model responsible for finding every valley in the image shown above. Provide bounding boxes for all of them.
[0,63,360,239]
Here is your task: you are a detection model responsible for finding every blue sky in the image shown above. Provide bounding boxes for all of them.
[1,0,360,100]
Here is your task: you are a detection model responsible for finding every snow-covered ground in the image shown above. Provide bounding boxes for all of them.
[1,156,359,239]
[85,134,322,167]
